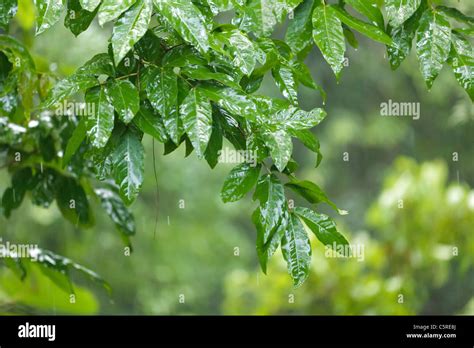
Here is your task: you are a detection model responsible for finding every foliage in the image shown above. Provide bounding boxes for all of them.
[0,0,473,288]
[223,158,474,314]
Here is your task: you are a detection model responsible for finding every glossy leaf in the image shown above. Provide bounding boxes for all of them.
[34,0,65,35]
[221,162,261,203]
[262,128,292,172]
[312,3,346,78]
[281,212,311,287]
[42,74,98,109]
[154,0,210,54]
[111,0,152,64]
[286,0,315,53]
[63,117,87,167]
[332,5,392,45]
[294,206,349,248]
[98,0,136,25]
[146,66,180,144]
[180,88,213,158]
[85,85,115,148]
[344,0,384,28]
[95,187,136,236]
[55,175,93,227]
[132,101,168,143]
[79,0,100,11]
[448,33,474,101]
[106,79,139,124]
[416,9,451,88]
[285,179,347,214]
[272,65,298,105]
[437,6,474,26]
[385,0,421,28]
[111,129,145,205]
[64,0,97,36]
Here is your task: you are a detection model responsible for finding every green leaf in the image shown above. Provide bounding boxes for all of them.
[132,101,168,143]
[332,5,392,45]
[275,106,326,130]
[204,111,223,168]
[262,128,292,172]
[79,0,100,11]
[385,0,421,28]
[98,0,136,25]
[386,3,425,70]
[181,65,241,90]
[111,0,152,64]
[437,6,474,26]
[63,117,87,167]
[288,128,323,167]
[30,168,57,208]
[214,27,258,76]
[154,0,210,54]
[162,45,206,68]
[146,66,181,144]
[344,0,384,28]
[221,162,261,203]
[34,0,65,35]
[85,85,115,148]
[252,173,287,272]
[64,0,97,36]
[286,0,315,53]
[294,206,349,248]
[291,60,326,101]
[42,74,98,109]
[448,33,474,101]
[106,79,139,124]
[415,9,451,89]
[199,83,258,121]
[0,0,18,30]
[1,167,33,218]
[281,212,311,287]
[285,179,347,214]
[135,30,165,64]
[111,129,145,205]
[77,53,115,76]
[180,88,213,158]
[312,3,346,78]
[239,0,302,37]
[95,187,136,236]
[272,65,298,105]
[55,175,93,227]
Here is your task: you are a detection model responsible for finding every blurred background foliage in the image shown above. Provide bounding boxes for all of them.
[0,0,472,315]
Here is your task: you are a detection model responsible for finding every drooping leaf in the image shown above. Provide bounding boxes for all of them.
[448,32,474,101]
[385,0,421,28]
[34,0,65,35]
[95,187,136,236]
[272,65,299,105]
[332,5,392,45]
[415,9,451,88]
[437,6,474,26]
[106,79,139,124]
[344,0,384,28]
[63,117,87,167]
[181,65,241,90]
[285,179,347,214]
[111,129,145,205]
[132,101,168,143]
[64,0,97,36]
[85,85,115,148]
[312,3,346,78]
[98,0,136,25]
[294,206,349,248]
[42,74,98,109]
[146,66,181,144]
[154,0,210,54]
[221,162,261,202]
[55,175,93,227]
[281,212,311,287]
[111,0,152,64]
[180,87,213,158]
[286,0,315,53]
[204,111,223,168]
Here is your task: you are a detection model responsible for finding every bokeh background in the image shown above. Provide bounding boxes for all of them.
[0,0,473,315]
